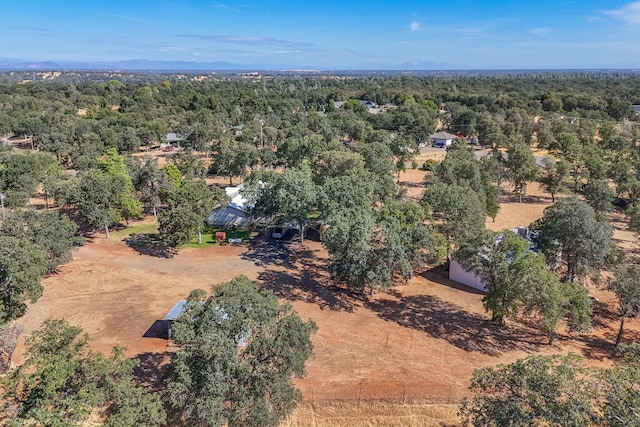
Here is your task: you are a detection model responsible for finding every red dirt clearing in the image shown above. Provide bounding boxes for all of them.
[10,173,640,408]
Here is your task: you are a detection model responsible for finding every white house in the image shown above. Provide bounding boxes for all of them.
[429,131,458,148]
[161,132,183,149]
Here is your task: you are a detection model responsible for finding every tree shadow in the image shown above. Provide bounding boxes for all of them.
[500,191,551,205]
[366,294,545,356]
[133,351,174,392]
[255,246,361,312]
[242,237,296,269]
[124,234,177,258]
[570,333,617,361]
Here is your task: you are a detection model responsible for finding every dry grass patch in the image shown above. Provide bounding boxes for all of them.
[283,401,460,427]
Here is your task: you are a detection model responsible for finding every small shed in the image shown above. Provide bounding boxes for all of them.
[164,300,189,339]
[163,300,250,346]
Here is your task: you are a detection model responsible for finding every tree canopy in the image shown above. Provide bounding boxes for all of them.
[531,197,613,283]
[0,236,48,324]
[163,276,317,427]
[1,319,165,426]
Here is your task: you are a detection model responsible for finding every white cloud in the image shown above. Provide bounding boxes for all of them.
[410,21,421,32]
[602,1,640,24]
[529,27,552,36]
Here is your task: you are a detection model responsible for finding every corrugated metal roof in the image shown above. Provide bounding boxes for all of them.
[164,300,188,321]
[430,131,458,139]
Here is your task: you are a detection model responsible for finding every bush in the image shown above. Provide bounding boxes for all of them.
[422,159,438,171]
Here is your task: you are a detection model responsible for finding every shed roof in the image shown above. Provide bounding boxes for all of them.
[206,206,253,228]
[165,132,183,142]
[165,300,188,321]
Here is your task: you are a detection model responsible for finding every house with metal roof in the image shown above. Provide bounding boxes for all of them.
[429,131,459,148]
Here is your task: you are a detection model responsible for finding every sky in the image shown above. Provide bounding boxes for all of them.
[4,0,640,69]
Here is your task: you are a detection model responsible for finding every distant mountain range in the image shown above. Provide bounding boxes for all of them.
[0,57,458,72]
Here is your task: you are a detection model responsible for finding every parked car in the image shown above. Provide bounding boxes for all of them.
[272,227,283,239]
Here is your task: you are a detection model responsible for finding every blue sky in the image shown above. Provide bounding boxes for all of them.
[4,0,640,69]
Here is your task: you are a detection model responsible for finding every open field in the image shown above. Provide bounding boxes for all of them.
[10,169,640,426]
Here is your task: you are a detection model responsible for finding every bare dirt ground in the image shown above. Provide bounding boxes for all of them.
[10,165,640,426]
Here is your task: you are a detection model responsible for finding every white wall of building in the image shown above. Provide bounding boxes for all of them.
[449,259,487,292]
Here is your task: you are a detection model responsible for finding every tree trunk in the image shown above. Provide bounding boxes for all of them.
[300,224,305,244]
[615,316,625,346]
[551,193,555,203]
[229,175,233,186]
[153,205,157,219]
[105,225,110,239]
[198,230,202,244]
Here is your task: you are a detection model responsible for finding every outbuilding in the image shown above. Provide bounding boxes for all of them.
[429,131,458,148]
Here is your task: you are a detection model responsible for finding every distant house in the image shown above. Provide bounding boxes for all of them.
[161,132,183,149]
[426,131,458,148]
[230,124,244,136]
[359,100,376,109]
[633,105,640,116]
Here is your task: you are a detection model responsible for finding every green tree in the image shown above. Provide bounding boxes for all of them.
[73,169,128,238]
[163,163,183,188]
[554,132,583,190]
[627,203,640,234]
[252,166,317,243]
[455,231,540,324]
[583,179,616,213]
[130,157,171,218]
[171,148,206,179]
[539,156,569,203]
[0,150,54,207]
[460,354,595,427]
[428,141,500,219]
[599,343,640,426]
[209,138,257,185]
[505,142,539,202]
[163,276,317,427]
[456,231,592,338]
[159,179,226,245]
[422,183,487,257]
[1,319,165,426]
[531,197,613,283]
[0,236,47,324]
[324,207,376,292]
[324,205,444,294]
[607,259,640,346]
[0,210,83,272]
[97,148,142,227]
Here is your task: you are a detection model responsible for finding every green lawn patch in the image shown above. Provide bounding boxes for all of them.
[111,223,160,240]
[180,227,253,248]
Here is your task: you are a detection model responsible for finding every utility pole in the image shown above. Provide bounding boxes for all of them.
[260,119,264,149]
